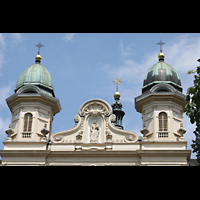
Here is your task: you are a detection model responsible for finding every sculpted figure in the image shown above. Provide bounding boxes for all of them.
[90,120,99,143]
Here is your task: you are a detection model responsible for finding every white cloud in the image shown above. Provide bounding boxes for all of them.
[0,33,6,47]
[0,51,5,76]
[63,33,76,43]
[101,35,200,103]
[119,40,136,58]
[0,84,14,107]
[165,35,200,75]
[0,83,15,145]
[0,116,10,142]
[10,33,23,47]
[0,33,24,76]
[0,33,6,76]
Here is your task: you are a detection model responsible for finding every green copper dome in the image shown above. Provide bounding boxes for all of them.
[15,62,55,97]
[142,59,182,93]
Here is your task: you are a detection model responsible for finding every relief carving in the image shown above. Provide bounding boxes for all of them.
[78,99,112,118]
[124,135,135,142]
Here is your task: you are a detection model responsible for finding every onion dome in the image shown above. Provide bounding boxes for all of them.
[142,52,182,93]
[15,54,55,97]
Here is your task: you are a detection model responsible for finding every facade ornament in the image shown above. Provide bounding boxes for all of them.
[41,123,49,142]
[140,123,149,141]
[78,99,112,118]
[54,136,63,142]
[5,124,14,141]
[76,130,83,142]
[110,114,116,127]
[74,115,81,127]
[176,122,186,141]
[125,134,135,142]
[106,131,112,142]
[76,134,82,141]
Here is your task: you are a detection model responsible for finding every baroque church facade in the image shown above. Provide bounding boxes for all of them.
[0,42,191,165]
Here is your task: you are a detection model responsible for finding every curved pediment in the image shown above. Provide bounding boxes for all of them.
[78,99,112,118]
[51,99,138,150]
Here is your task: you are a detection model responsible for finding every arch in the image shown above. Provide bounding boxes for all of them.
[78,99,112,117]
[23,113,33,132]
[158,112,168,131]
[16,85,41,94]
[150,83,176,93]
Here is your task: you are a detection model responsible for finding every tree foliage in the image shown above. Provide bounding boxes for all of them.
[185,64,200,165]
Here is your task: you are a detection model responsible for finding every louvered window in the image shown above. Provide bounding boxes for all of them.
[159,112,168,131]
[23,113,33,132]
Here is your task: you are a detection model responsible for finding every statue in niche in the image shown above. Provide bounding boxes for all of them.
[90,120,100,143]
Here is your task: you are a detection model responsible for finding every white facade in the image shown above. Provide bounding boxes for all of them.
[0,96,191,166]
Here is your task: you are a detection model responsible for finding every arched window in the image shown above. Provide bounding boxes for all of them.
[23,113,33,132]
[159,112,168,131]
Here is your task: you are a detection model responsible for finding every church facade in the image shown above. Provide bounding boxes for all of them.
[0,42,191,165]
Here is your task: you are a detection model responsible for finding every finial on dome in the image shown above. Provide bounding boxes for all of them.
[35,41,44,55]
[158,52,165,61]
[156,39,165,61]
[35,54,42,63]
[35,41,44,63]
[113,78,121,99]
[114,91,121,98]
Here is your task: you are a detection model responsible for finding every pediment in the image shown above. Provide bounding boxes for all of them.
[51,99,138,149]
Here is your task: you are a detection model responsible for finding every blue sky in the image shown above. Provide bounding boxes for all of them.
[0,33,199,159]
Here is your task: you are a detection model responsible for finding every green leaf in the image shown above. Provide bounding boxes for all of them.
[197,67,200,74]
[187,86,195,94]
[185,95,190,102]
[190,117,195,124]
[187,70,195,75]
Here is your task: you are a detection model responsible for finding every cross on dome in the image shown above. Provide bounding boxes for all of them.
[113,78,121,92]
[156,39,165,53]
[35,41,44,55]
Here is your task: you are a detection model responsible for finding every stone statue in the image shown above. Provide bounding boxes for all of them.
[90,120,99,143]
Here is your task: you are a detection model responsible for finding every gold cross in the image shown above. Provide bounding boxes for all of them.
[113,78,121,92]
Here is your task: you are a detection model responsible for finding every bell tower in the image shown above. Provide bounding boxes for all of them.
[4,42,61,150]
[135,41,186,142]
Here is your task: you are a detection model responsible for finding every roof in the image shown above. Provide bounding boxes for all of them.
[15,63,55,96]
[142,61,182,93]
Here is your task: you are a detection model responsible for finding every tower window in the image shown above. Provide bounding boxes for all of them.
[23,113,33,132]
[159,112,168,131]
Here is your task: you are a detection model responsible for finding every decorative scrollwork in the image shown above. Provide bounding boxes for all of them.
[110,114,116,123]
[124,135,135,142]
[76,134,82,141]
[106,131,112,142]
[54,136,63,141]
[74,115,81,127]
[78,99,112,117]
